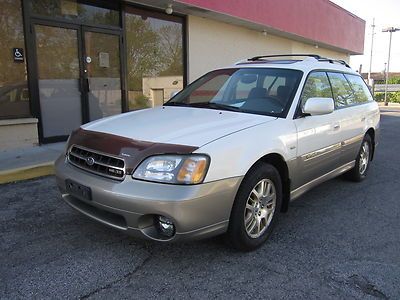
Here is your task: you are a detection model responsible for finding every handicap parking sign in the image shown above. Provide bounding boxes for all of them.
[13,48,24,62]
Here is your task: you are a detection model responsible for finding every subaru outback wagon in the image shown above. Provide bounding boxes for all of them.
[55,54,380,251]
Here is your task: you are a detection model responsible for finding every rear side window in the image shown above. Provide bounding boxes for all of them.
[300,72,332,108]
[344,74,374,104]
[327,72,356,108]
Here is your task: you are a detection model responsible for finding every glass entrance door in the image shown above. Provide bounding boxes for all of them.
[33,24,123,142]
[83,30,122,121]
[35,24,83,139]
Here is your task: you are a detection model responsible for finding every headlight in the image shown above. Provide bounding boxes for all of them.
[133,155,209,184]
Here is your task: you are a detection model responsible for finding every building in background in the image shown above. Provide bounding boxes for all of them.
[0,0,365,149]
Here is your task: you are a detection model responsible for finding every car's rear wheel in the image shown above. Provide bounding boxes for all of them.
[227,163,282,251]
[345,134,372,182]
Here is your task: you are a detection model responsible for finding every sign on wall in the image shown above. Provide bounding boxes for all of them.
[13,48,24,62]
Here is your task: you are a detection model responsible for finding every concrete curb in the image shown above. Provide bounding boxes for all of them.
[378,102,400,107]
[0,162,54,184]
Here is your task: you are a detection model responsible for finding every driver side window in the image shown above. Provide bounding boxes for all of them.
[300,72,332,108]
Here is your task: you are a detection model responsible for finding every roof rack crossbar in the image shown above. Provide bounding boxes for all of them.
[248,54,321,61]
[244,54,351,68]
[317,58,351,68]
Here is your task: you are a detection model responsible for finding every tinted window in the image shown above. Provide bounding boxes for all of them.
[345,74,374,104]
[30,0,120,27]
[166,68,303,117]
[327,72,356,108]
[188,72,230,103]
[125,7,184,110]
[300,72,332,108]
[0,0,31,118]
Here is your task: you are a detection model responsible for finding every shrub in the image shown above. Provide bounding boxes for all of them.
[135,94,150,108]
[374,91,400,103]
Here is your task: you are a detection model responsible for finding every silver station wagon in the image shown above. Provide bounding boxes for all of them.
[55,54,380,251]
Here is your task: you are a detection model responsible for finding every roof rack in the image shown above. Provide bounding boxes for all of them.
[247,54,322,61]
[317,58,351,68]
[246,54,350,68]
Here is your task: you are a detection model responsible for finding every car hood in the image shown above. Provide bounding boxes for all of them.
[82,106,276,147]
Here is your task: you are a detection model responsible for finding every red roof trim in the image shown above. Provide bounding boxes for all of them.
[176,0,365,54]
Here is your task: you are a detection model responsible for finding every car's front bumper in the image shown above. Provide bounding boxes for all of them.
[55,155,242,241]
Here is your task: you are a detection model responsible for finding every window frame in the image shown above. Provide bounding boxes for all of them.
[298,71,333,111]
[123,3,187,111]
[166,67,304,118]
[294,69,372,119]
[343,73,375,105]
[326,71,360,109]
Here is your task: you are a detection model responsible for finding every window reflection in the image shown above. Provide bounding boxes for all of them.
[85,31,122,121]
[0,0,30,118]
[30,0,120,27]
[35,25,82,138]
[125,8,184,110]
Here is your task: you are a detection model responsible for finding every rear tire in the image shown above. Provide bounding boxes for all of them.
[345,134,372,182]
[227,163,282,251]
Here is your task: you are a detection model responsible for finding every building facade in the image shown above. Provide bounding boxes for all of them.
[0,0,365,149]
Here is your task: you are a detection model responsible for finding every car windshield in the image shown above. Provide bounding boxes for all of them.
[165,68,303,117]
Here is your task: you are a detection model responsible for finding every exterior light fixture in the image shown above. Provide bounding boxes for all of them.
[165,4,173,15]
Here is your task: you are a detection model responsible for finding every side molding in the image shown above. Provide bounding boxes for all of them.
[290,161,355,201]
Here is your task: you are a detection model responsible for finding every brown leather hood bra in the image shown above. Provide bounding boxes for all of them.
[67,128,198,174]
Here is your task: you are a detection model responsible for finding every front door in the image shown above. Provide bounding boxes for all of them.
[32,23,123,143]
[291,71,343,190]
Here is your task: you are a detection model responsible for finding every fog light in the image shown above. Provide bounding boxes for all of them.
[155,215,175,237]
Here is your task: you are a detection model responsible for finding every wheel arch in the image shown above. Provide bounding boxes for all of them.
[365,128,375,161]
[246,153,291,213]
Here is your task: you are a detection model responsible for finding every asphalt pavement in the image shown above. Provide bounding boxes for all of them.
[1,107,399,299]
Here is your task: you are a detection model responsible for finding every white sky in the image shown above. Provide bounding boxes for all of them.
[330,0,400,72]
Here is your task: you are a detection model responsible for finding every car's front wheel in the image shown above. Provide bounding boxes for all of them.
[227,163,282,251]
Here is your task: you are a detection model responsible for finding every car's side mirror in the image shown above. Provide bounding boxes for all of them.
[302,97,334,116]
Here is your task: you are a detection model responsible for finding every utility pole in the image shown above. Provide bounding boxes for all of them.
[368,18,375,82]
[382,27,400,106]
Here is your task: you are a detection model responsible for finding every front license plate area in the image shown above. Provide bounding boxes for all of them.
[66,179,92,201]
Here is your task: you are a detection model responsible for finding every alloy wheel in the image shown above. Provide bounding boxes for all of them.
[359,141,370,175]
[244,179,276,239]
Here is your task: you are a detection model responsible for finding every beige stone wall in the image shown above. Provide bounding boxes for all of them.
[187,16,350,82]
[0,118,39,150]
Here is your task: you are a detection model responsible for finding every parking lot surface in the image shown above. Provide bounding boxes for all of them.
[1,108,399,299]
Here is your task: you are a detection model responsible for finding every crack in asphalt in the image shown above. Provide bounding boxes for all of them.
[79,250,152,299]
[348,274,389,299]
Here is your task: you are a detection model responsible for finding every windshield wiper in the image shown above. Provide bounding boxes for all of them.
[190,102,241,112]
[164,102,192,107]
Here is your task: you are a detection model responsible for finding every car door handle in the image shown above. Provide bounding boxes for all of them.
[333,124,340,130]
[361,117,366,121]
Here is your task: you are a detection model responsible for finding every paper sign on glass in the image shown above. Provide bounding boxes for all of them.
[99,52,110,68]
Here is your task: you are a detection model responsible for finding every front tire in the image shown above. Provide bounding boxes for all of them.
[345,134,372,182]
[227,163,282,251]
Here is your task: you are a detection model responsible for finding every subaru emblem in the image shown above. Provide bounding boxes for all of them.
[86,157,95,166]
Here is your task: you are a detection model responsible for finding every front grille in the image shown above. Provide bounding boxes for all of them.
[68,145,125,180]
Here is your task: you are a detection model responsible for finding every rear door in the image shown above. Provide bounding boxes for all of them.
[327,72,364,166]
[292,71,343,190]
